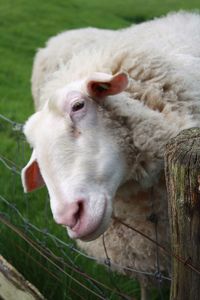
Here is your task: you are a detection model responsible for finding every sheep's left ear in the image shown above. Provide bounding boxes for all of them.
[21,150,45,193]
[86,72,129,99]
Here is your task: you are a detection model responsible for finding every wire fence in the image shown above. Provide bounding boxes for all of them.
[2,112,195,300]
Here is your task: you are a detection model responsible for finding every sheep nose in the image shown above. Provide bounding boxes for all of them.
[54,200,84,228]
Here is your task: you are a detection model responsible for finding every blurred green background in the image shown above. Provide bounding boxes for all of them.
[0,1,199,299]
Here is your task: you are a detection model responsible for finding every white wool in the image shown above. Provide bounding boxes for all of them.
[25,11,200,296]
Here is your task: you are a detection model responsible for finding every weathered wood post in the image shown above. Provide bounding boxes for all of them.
[0,255,45,300]
[165,127,200,300]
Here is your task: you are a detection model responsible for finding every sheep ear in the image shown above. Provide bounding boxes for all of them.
[86,72,129,99]
[21,150,45,193]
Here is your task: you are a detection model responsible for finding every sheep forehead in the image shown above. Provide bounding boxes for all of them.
[57,80,84,97]
[48,79,85,109]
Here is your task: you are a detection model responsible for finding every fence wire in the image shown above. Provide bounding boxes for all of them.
[1,113,189,300]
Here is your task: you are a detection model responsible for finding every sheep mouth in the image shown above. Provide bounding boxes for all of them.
[67,199,111,241]
[72,221,104,241]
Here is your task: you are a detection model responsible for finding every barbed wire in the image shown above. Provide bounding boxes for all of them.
[0,214,108,300]
[0,200,140,299]
[0,193,170,282]
[0,113,23,132]
[0,155,21,175]
[6,239,86,300]
[114,217,200,277]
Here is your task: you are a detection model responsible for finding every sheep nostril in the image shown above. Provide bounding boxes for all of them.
[75,201,83,219]
[72,200,84,227]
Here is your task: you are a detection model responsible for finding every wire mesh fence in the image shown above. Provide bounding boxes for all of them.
[2,112,195,300]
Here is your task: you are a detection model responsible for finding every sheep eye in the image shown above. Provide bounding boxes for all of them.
[72,101,85,112]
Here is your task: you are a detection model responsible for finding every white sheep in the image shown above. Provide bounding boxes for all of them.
[21,12,200,300]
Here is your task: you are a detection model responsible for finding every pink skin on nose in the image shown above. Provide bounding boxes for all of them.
[54,198,107,240]
[54,201,83,229]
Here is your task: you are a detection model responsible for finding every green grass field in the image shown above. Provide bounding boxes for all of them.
[0,1,200,299]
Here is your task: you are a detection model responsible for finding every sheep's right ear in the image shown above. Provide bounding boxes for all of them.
[21,150,45,193]
[86,72,129,99]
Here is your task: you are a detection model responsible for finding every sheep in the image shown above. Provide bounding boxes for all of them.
[21,11,200,300]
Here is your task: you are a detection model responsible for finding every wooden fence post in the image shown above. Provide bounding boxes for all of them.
[165,127,200,300]
[0,255,45,300]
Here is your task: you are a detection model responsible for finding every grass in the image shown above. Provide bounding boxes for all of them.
[0,1,200,299]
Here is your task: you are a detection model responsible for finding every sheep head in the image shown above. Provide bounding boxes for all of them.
[21,72,129,241]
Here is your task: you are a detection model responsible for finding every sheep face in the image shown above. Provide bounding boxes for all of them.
[22,72,129,241]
